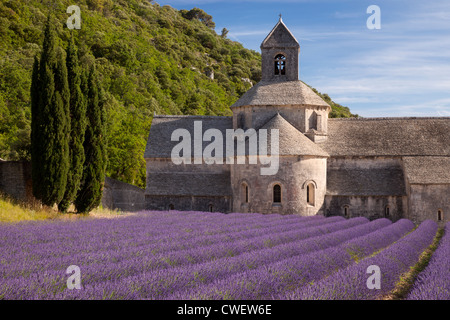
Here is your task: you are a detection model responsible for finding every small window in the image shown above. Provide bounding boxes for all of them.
[238,112,245,129]
[274,54,286,75]
[209,204,214,212]
[169,204,174,210]
[343,205,349,217]
[241,183,249,203]
[306,183,315,206]
[385,205,390,217]
[273,184,281,203]
[438,209,443,221]
[309,111,318,131]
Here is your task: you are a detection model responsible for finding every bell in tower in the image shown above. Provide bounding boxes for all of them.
[231,16,330,142]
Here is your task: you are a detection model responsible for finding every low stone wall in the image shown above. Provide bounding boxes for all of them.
[101,177,145,212]
[324,195,407,222]
[0,161,145,212]
[145,194,232,213]
[0,161,34,202]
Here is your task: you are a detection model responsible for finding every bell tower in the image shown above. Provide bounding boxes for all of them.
[260,17,300,81]
[231,17,331,143]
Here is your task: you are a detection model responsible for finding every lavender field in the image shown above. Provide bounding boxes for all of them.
[0,211,448,300]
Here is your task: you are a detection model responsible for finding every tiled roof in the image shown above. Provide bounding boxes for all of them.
[260,17,300,49]
[256,113,329,157]
[322,117,450,157]
[231,80,330,108]
[144,115,232,159]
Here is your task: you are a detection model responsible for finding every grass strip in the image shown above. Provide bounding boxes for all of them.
[382,227,445,300]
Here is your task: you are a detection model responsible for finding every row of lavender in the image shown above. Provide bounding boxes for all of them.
[0,211,447,300]
[64,217,377,299]
[281,219,441,300]
[169,218,416,300]
[1,211,321,266]
[1,211,350,299]
[407,222,449,300]
[0,213,334,278]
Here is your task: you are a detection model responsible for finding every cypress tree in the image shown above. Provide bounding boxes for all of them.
[58,35,86,212]
[30,15,70,207]
[30,55,42,197]
[75,66,107,213]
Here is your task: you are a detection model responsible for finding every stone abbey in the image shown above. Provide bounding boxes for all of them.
[144,18,450,225]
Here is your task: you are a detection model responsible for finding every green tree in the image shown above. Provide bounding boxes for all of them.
[30,56,41,192]
[30,15,70,207]
[220,28,229,38]
[75,65,107,213]
[3,1,355,191]
[58,35,87,212]
[182,8,215,29]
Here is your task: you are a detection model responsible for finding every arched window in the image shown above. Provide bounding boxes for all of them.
[169,204,174,210]
[438,209,443,221]
[309,111,318,131]
[208,204,214,212]
[274,54,286,75]
[385,205,390,217]
[306,183,315,206]
[273,184,281,203]
[343,205,349,218]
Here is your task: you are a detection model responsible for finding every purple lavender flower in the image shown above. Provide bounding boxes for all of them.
[1,210,444,301]
[407,222,449,300]
[168,218,413,300]
[286,220,438,300]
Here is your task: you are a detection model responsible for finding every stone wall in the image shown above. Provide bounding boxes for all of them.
[0,161,34,202]
[407,184,449,226]
[145,195,232,213]
[324,195,406,221]
[231,156,327,215]
[261,46,299,82]
[0,161,144,212]
[145,158,232,213]
[326,157,406,197]
[324,157,407,221]
[101,177,145,212]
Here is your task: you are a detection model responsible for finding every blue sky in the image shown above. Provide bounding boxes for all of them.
[156,0,450,117]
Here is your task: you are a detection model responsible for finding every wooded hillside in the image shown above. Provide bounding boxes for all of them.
[0,0,356,188]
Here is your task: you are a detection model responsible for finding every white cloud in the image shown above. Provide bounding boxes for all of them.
[357,98,450,117]
[299,2,450,117]
[161,0,450,117]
